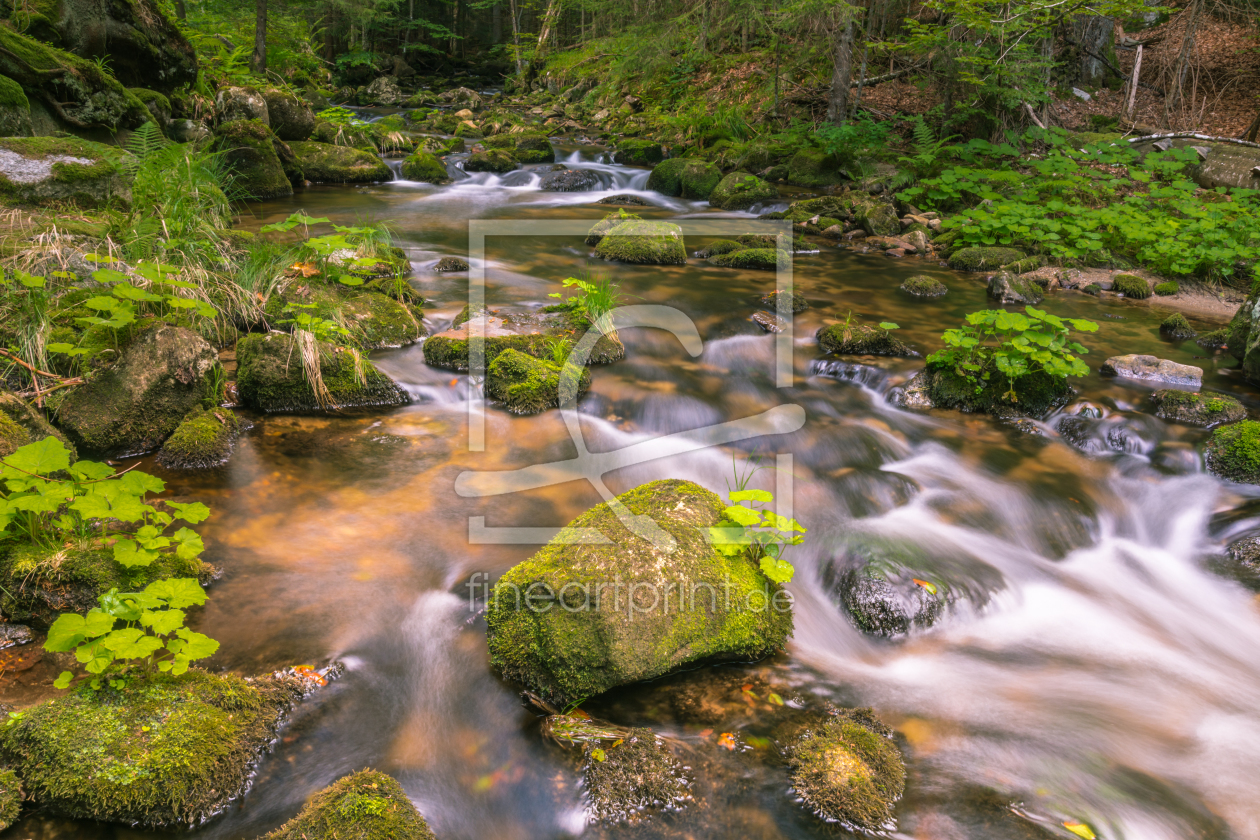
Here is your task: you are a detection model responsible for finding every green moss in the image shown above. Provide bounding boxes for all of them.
[129,88,171,127]
[0,767,21,830]
[289,141,390,184]
[709,170,777,210]
[310,120,376,152]
[0,73,31,136]
[339,291,424,349]
[485,479,793,705]
[1112,273,1151,299]
[1154,281,1180,296]
[0,409,29,458]
[419,135,463,155]
[157,406,241,469]
[1197,328,1228,350]
[582,729,690,824]
[0,136,129,209]
[486,348,590,414]
[788,712,906,830]
[235,332,408,414]
[595,219,687,265]
[211,119,293,200]
[697,239,743,258]
[464,149,517,173]
[1206,420,1260,483]
[708,247,787,271]
[948,246,1025,272]
[422,333,551,372]
[1160,312,1196,340]
[1001,256,1043,274]
[1083,283,1102,296]
[1151,389,1246,427]
[263,770,435,840]
[614,139,663,165]
[585,210,642,246]
[512,132,554,163]
[900,275,948,297]
[1,671,300,827]
[761,289,809,313]
[400,149,451,183]
[646,158,720,199]
[817,323,915,356]
[786,149,843,187]
[0,543,213,628]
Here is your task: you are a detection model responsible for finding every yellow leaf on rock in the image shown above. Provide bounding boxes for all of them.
[1063,820,1097,839]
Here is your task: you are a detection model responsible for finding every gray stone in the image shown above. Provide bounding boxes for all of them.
[214,86,268,125]
[1100,354,1202,388]
[364,76,402,106]
[167,119,210,143]
[987,270,1044,305]
[539,168,599,191]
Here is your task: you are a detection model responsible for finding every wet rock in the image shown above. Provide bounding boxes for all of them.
[438,86,482,109]
[752,311,786,333]
[987,270,1044,305]
[0,389,74,460]
[1056,414,1098,450]
[784,709,906,831]
[595,219,686,265]
[0,768,19,831]
[817,322,916,357]
[1227,285,1260,383]
[1100,354,1202,388]
[1206,420,1260,484]
[57,323,216,455]
[900,275,947,297]
[1160,312,1196,340]
[1197,328,1228,351]
[709,170,778,210]
[1225,536,1260,583]
[596,193,649,206]
[289,140,389,184]
[363,76,402,106]
[235,332,408,414]
[895,365,1072,419]
[2,670,315,828]
[1112,273,1151,299]
[484,479,793,705]
[485,348,590,414]
[215,85,268,125]
[464,149,517,173]
[761,289,809,313]
[262,770,436,840]
[1151,389,1245,427]
[646,158,721,199]
[694,239,742,259]
[434,256,469,272]
[949,246,1025,272]
[839,567,943,636]
[540,168,599,191]
[708,248,787,271]
[855,198,900,237]
[585,210,639,246]
[0,136,130,208]
[400,148,451,183]
[157,406,241,469]
[0,623,32,649]
[613,138,663,165]
[261,88,315,141]
[582,728,691,824]
[210,120,294,199]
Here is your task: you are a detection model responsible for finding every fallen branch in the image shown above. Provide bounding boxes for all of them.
[1023,101,1046,129]
[0,348,66,381]
[1126,132,1260,150]
[14,378,83,400]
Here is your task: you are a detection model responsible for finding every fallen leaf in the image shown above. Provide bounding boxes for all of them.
[717,732,738,750]
[913,578,939,595]
[697,728,713,738]
[1063,821,1097,839]
[590,748,606,762]
[767,692,785,706]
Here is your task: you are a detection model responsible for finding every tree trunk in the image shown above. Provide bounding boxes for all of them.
[1162,0,1203,127]
[509,0,523,74]
[174,0,186,21]
[1072,15,1114,87]
[492,1,502,44]
[1126,44,1143,118]
[250,0,266,76]
[529,0,562,74]
[827,16,855,127]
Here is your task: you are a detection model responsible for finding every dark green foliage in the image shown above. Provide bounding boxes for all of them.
[1160,313,1196,340]
[1112,273,1151,299]
[901,275,948,297]
[263,770,436,840]
[1206,420,1260,484]
[787,711,906,830]
[1150,390,1246,427]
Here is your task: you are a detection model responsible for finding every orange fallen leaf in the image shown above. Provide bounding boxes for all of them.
[717,732,738,750]
[697,728,713,738]
[913,578,939,595]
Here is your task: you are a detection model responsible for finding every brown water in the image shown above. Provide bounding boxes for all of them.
[13,144,1260,840]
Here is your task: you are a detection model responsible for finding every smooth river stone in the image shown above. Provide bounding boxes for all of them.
[1100,354,1202,388]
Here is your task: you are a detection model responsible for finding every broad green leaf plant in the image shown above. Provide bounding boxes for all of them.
[709,488,807,585]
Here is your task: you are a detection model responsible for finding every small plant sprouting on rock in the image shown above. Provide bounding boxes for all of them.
[708,457,806,584]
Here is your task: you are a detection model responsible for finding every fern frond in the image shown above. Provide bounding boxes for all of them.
[124,121,168,168]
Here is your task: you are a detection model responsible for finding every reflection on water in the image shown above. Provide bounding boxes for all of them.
[19,140,1260,840]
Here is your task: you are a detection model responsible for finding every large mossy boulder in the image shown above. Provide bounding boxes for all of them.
[785,710,906,830]
[338,291,424,349]
[948,246,1025,272]
[1205,420,1260,484]
[0,389,73,459]
[486,348,590,414]
[215,85,268,125]
[0,136,130,208]
[157,406,241,469]
[485,479,794,705]
[786,149,844,187]
[709,170,778,210]
[508,131,554,164]
[1227,286,1260,384]
[708,248,788,271]
[57,323,217,456]
[899,363,1071,419]
[855,198,900,237]
[0,74,32,136]
[594,219,687,264]
[646,158,721,199]
[263,770,436,840]
[1150,389,1245,427]
[400,148,451,183]
[614,139,663,165]
[130,87,170,126]
[289,140,389,184]
[0,26,150,133]
[262,88,315,141]
[235,332,408,414]
[0,670,306,827]
[585,210,641,246]
[817,322,915,356]
[464,149,517,173]
[212,119,293,199]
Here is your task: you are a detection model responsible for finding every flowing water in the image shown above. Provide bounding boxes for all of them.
[13,143,1260,840]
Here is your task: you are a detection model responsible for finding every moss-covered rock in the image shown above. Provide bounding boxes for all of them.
[1112,273,1151,299]
[1160,312,1196,340]
[130,88,170,127]
[57,323,217,456]
[400,148,451,183]
[595,219,686,264]
[785,710,906,830]
[434,256,469,272]
[1001,255,1043,274]
[987,270,1044,305]
[339,291,424,348]
[485,348,590,414]
[0,767,20,831]
[900,275,947,297]
[0,136,130,208]
[311,120,376,152]
[905,362,1072,419]
[695,238,743,258]
[1206,420,1260,484]
[583,728,690,824]
[786,149,843,187]
[0,542,214,627]
[235,332,408,414]
[214,86,268,125]
[0,389,73,459]
[464,149,517,173]
[585,210,641,246]
[212,119,293,200]
[486,479,792,705]
[761,289,809,313]
[614,139,663,165]
[1198,328,1228,350]
[1151,389,1245,427]
[157,406,241,469]
[262,88,315,141]
[289,140,389,184]
[817,322,915,357]
[0,670,310,827]
[1154,281,1180,296]
[708,247,788,271]
[0,73,31,136]
[419,134,464,155]
[262,770,436,840]
[948,246,1025,272]
[709,170,777,210]
[511,132,554,164]
[646,158,721,199]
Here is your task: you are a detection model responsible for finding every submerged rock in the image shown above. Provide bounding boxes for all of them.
[949,247,1025,272]
[838,567,944,636]
[752,311,787,333]
[262,770,436,840]
[709,170,777,210]
[290,141,390,184]
[900,275,947,297]
[235,332,408,414]
[596,193,649,206]
[0,136,130,208]
[1100,354,1203,388]
[646,158,721,199]
[1206,420,1260,484]
[1150,389,1245,427]
[1160,312,1197,340]
[485,348,591,414]
[784,709,906,831]
[817,322,916,357]
[434,256,469,272]
[157,406,242,469]
[485,479,793,705]
[582,728,691,824]
[761,289,810,314]
[594,219,686,265]
[0,670,310,827]
[58,323,217,455]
